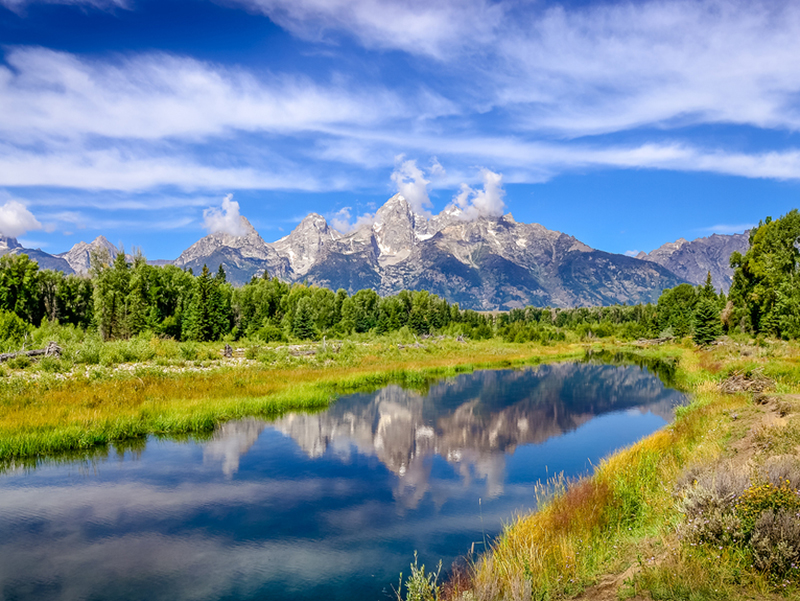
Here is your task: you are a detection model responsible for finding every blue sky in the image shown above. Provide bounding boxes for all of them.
[1,0,799,260]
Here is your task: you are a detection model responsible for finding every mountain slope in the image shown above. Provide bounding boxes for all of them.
[637,232,750,292]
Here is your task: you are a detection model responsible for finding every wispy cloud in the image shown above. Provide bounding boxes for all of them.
[229,0,505,59]
[698,223,755,235]
[0,47,415,143]
[328,206,375,232]
[390,156,432,215]
[0,0,129,13]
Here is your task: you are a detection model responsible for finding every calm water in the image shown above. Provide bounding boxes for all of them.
[0,362,684,601]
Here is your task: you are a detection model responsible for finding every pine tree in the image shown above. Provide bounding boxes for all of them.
[693,296,722,346]
[292,296,316,340]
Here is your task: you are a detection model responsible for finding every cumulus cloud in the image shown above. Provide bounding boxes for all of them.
[452,169,506,220]
[624,250,641,257]
[0,200,42,238]
[390,157,432,215]
[328,207,375,233]
[203,194,247,237]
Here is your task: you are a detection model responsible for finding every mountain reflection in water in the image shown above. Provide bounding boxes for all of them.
[0,363,684,601]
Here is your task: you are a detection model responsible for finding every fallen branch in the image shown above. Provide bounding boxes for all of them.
[0,341,62,363]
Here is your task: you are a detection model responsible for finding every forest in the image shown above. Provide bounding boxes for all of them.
[1,208,798,352]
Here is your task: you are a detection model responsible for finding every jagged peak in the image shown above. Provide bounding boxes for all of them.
[0,235,22,251]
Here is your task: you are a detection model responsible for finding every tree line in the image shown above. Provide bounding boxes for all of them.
[1,208,799,347]
[0,248,493,344]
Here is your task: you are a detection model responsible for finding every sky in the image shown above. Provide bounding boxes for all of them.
[1,0,799,260]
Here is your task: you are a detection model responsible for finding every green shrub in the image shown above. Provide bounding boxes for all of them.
[76,338,102,364]
[7,355,31,370]
[0,309,30,352]
[397,553,441,601]
[256,324,286,343]
[180,342,199,361]
[38,356,66,373]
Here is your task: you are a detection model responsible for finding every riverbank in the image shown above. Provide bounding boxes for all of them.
[0,336,586,466]
[420,338,800,601]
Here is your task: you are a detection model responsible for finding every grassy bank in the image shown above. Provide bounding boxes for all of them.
[406,339,800,601]
[0,336,585,467]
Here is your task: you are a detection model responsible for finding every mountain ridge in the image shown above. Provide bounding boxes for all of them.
[0,196,750,309]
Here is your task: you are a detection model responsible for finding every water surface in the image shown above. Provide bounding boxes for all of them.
[0,362,684,601]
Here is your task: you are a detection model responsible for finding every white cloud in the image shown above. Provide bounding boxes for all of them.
[0,145,330,191]
[0,47,414,143]
[203,194,247,236]
[429,157,446,178]
[229,0,504,59]
[489,1,800,136]
[328,206,375,233]
[700,223,756,235]
[390,156,432,215]
[452,168,506,220]
[624,250,641,257]
[0,199,42,238]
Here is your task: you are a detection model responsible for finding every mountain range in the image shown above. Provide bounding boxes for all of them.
[0,195,750,309]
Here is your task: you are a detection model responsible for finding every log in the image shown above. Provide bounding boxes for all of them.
[0,341,62,363]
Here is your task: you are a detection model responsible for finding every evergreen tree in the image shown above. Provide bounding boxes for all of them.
[292,296,316,340]
[182,264,215,341]
[693,296,722,346]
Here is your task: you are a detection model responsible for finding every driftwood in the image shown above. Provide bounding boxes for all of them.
[720,368,773,394]
[0,341,62,363]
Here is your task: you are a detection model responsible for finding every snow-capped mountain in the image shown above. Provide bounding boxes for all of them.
[3,195,751,309]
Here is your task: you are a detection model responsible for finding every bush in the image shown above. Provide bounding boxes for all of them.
[0,309,30,352]
[76,337,102,365]
[256,324,286,343]
[180,342,199,361]
[7,355,31,370]
[677,460,800,578]
[751,509,800,576]
[38,356,66,373]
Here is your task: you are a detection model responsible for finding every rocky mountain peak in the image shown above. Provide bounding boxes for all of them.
[372,194,433,259]
[57,235,121,274]
[272,213,341,275]
[175,216,271,268]
[0,235,22,256]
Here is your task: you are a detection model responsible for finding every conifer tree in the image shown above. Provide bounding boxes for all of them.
[693,296,722,346]
[292,296,316,340]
